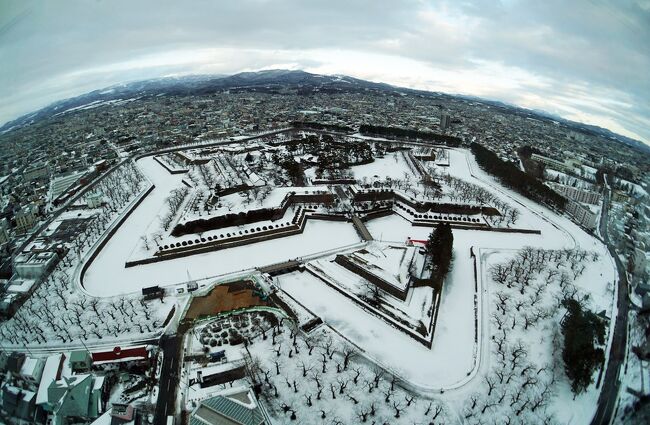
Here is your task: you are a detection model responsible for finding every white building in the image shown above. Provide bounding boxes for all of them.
[36,354,67,407]
[566,200,598,230]
[531,153,577,173]
[20,357,45,387]
[50,172,82,200]
[549,182,601,205]
[13,251,58,279]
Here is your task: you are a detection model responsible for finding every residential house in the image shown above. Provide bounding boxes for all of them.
[69,350,92,373]
[19,357,45,387]
[190,388,265,425]
[15,204,39,234]
[44,374,104,424]
[36,353,67,408]
[1,385,37,422]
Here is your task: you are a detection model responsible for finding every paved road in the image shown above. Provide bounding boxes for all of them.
[591,180,629,425]
[154,334,182,425]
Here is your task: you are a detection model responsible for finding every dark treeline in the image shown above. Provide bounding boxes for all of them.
[470,143,567,210]
[561,298,606,394]
[353,189,499,216]
[517,145,543,159]
[517,145,546,178]
[171,206,285,237]
[359,124,462,147]
[274,153,304,185]
[286,134,373,179]
[425,223,454,288]
[291,121,354,133]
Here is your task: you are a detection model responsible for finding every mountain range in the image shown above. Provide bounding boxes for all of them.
[2,69,647,154]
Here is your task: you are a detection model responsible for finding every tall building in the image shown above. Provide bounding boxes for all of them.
[14,204,39,234]
[439,113,451,131]
[565,200,598,230]
[49,172,82,201]
[548,182,601,205]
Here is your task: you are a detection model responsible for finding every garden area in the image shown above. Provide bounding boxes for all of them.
[184,280,269,321]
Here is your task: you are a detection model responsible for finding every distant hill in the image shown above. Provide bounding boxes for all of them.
[0,70,395,133]
[1,69,647,154]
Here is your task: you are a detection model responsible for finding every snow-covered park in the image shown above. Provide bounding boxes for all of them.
[1,131,618,424]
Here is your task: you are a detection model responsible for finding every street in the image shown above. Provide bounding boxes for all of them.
[591,181,629,425]
[153,334,182,425]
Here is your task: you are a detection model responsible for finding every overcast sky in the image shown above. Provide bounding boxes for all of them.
[1,0,649,143]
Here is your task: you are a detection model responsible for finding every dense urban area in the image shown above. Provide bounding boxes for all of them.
[0,70,648,425]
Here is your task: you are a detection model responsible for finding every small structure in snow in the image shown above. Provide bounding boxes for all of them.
[190,387,264,425]
[69,350,92,373]
[142,285,164,300]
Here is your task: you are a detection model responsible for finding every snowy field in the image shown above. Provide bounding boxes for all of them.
[350,151,417,182]
[277,269,474,388]
[82,155,362,296]
[63,139,617,424]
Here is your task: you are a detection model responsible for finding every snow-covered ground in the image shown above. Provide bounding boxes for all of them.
[82,155,362,296]
[0,162,174,349]
[351,151,417,182]
[277,268,473,388]
[30,137,616,423]
[247,320,455,424]
[267,146,615,422]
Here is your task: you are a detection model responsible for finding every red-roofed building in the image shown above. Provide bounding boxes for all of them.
[91,346,149,364]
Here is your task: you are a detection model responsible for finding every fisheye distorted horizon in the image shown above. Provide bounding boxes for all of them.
[1,0,649,143]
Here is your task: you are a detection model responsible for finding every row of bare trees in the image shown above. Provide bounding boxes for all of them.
[0,161,169,346]
[159,186,190,231]
[97,161,145,210]
[468,247,601,424]
[244,320,449,424]
[1,271,161,345]
[440,174,521,226]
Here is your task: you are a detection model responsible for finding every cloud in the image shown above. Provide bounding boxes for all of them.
[0,0,648,143]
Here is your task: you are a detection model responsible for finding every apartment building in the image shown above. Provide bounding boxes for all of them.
[566,200,598,230]
[14,204,39,234]
[548,182,601,205]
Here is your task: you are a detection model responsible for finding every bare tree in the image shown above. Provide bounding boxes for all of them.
[340,344,356,370]
[299,360,314,377]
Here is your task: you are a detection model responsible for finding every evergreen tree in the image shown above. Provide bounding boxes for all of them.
[426,223,454,286]
[561,298,606,394]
